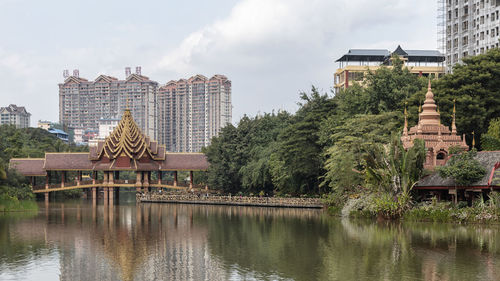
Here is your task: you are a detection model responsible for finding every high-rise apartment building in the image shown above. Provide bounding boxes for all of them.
[59,68,158,140]
[158,75,232,152]
[442,0,500,71]
[0,104,31,128]
[59,69,231,151]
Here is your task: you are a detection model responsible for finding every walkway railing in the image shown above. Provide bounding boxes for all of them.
[138,194,324,208]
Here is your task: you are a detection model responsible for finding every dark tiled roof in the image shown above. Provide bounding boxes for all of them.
[44,153,93,170]
[417,151,500,188]
[160,153,209,170]
[406,50,444,57]
[9,159,46,176]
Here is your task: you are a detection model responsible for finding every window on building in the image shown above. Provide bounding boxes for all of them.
[481,16,485,24]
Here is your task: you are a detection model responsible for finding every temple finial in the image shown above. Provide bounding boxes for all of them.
[472,131,475,148]
[427,78,431,90]
[451,99,457,135]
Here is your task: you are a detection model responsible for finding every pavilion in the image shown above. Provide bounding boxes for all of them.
[10,109,209,203]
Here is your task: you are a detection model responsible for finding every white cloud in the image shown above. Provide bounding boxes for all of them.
[156,0,437,120]
[0,0,437,125]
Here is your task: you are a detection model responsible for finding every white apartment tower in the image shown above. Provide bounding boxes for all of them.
[443,0,500,70]
[58,68,158,140]
[0,104,31,128]
[158,75,232,152]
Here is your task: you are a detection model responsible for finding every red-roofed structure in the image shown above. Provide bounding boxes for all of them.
[10,109,209,204]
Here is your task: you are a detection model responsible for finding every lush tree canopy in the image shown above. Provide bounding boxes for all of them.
[203,49,500,197]
[0,125,88,199]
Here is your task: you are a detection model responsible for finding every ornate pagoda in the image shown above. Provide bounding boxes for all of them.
[401,81,468,169]
[10,109,209,204]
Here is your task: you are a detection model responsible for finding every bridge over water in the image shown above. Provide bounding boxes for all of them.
[10,109,209,204]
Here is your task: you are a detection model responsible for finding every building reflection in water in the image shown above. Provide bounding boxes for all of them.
[4,200,500,281]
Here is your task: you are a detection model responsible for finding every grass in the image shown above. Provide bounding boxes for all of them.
[0,195,38,212]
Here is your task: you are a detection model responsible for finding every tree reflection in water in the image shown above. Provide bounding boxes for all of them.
[1,202,500,281]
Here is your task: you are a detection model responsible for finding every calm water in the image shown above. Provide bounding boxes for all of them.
[1,197,500,281]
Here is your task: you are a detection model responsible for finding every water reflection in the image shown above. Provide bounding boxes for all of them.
[1,201,500,281]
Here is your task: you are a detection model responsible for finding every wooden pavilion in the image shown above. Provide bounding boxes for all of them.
[10,109,209,203]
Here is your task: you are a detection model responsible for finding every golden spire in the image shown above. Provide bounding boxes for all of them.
[98,110,161,162]
[419,79,441,126]
[451,99,457,135]
[472,131,475,148]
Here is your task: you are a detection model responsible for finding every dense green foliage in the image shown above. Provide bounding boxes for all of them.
[204,50,500,201]
[204,112,292,194]
[0,125,87,204]
[431,48,500,146]
[438,149,487,186]
[481,118,500,150]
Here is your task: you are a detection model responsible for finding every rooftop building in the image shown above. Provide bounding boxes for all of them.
[334,46,445,93]
[0,104,31,128]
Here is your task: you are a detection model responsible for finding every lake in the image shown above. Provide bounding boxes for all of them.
[1,195,500,280]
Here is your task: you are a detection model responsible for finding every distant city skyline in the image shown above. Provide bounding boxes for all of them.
[0,0,438,127]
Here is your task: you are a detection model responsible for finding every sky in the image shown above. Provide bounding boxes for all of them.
[0,0,437,126]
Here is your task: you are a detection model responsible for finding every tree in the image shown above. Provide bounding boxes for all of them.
[364,135,426,196]
[438,149,486,186]
[270,87,336,195]
[203,112,292,194]
[321,112,403,192]
[364,55,426,115]
[481,118,500,151]
[430,49,500,146]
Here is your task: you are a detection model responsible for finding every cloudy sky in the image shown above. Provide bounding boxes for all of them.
[0,0,437,126]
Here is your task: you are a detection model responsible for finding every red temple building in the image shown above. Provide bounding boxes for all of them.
[10,109,209,203]
[401,81,468,169]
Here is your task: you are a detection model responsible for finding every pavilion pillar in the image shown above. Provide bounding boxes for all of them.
[136,172,142,192]
[92,171,96,185]
[92,186,97,201]
[61,171,66,188]
[143,171,150,192]
[77,171,81,186]
[189,171,194,190]
[103,172,109,204]
[109,171,114,185]
[158,171,163,185]
[45,172,49,189]
[109,186,114,204]
[173,171,178,187]
[44,192,49,204]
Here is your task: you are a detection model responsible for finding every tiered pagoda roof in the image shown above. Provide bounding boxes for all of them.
[90,109,165,170]
[401,81,468,168]
[10,110,208,174]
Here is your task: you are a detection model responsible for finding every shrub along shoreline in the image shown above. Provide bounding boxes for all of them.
[326,192,500,224]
